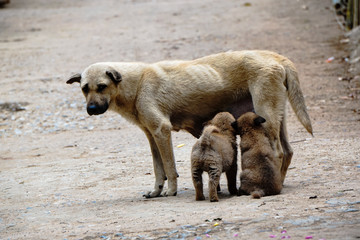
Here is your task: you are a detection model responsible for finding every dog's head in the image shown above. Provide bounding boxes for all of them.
[206,112,236,134]
[66,64,122,116]
[231,112,266,136]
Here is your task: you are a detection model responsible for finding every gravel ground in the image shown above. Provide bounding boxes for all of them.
[1,0,360,239]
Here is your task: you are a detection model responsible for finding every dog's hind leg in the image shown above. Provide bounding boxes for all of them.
[208,166,221,202]
[143,129,166,198]
[279,114,293,184]
[226,150,238,195]
[192,167,205,201]
[225,165,238,195]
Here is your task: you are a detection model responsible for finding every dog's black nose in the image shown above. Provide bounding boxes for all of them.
[87,104,98,115]
[87,102,109,116]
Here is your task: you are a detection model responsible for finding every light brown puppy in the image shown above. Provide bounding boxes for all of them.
[191,112,237,202]
[232,112,282,198]
[66,50,312,198]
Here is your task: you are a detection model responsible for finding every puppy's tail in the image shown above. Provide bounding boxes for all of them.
[251,189,265,199]
[284,61,313,135]
[200,126,220,148]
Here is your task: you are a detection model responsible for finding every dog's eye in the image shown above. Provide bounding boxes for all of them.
[82,84,89,94]
[97,84,107,92]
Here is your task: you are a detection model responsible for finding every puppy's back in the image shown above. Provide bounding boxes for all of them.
[191,125,235,171]
[199,125,220,149]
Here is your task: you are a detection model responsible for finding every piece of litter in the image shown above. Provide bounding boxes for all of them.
[269,235,277,238]
[326,57,334,63]
[338,76,352,81]
[302,5,309,10]
[206,233,211,237]
[176,143,185,148]
[281,230,287,234]
[213,222,219,226]
[305,236,313,239]
[234,233,239,237]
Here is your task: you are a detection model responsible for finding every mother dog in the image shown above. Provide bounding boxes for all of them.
[66,50,313,198]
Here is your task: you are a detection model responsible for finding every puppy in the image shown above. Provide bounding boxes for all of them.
[191,112,237,202]
[66,50,312,198]
[232,112,282,198]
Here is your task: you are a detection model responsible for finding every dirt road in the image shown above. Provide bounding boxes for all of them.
[1,0,359,239]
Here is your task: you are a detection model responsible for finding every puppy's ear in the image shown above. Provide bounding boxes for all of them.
[106,69,122,84]
[254,116,266,126]
[66,73,81,84]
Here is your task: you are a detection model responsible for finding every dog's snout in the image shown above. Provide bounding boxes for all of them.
[87,102,109,116]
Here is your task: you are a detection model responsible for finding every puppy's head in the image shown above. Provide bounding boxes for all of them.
[231,112,266,136]
[66,63,122,116]
[207,112,236,134]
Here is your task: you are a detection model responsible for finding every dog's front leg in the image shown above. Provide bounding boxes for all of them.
[151,122,178,197]
[143,129,166,198]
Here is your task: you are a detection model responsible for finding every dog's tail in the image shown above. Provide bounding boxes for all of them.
[284,61,313,135]
[200,125,220,148]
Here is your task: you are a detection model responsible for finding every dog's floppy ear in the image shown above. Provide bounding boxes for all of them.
[254,116,266,126]
[106,69,122,84]
[66,73,81,84]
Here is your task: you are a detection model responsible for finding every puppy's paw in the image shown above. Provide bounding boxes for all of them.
[237,188,249,196]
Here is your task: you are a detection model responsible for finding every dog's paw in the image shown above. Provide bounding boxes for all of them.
[143,190,162,198]
[229,187,238,195]
[195,195,205,201]
[162,189,177,197]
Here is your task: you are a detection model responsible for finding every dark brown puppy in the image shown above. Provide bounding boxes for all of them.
[232,112,282,198]
[191,112,237,202]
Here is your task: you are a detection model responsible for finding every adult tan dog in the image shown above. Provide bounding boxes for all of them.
[232,112,282,198]
[191,112,237,202]
[66,50,313,198]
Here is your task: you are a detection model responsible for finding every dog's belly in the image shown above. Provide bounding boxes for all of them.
[170,96,253,138]
[225,96,254,119]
